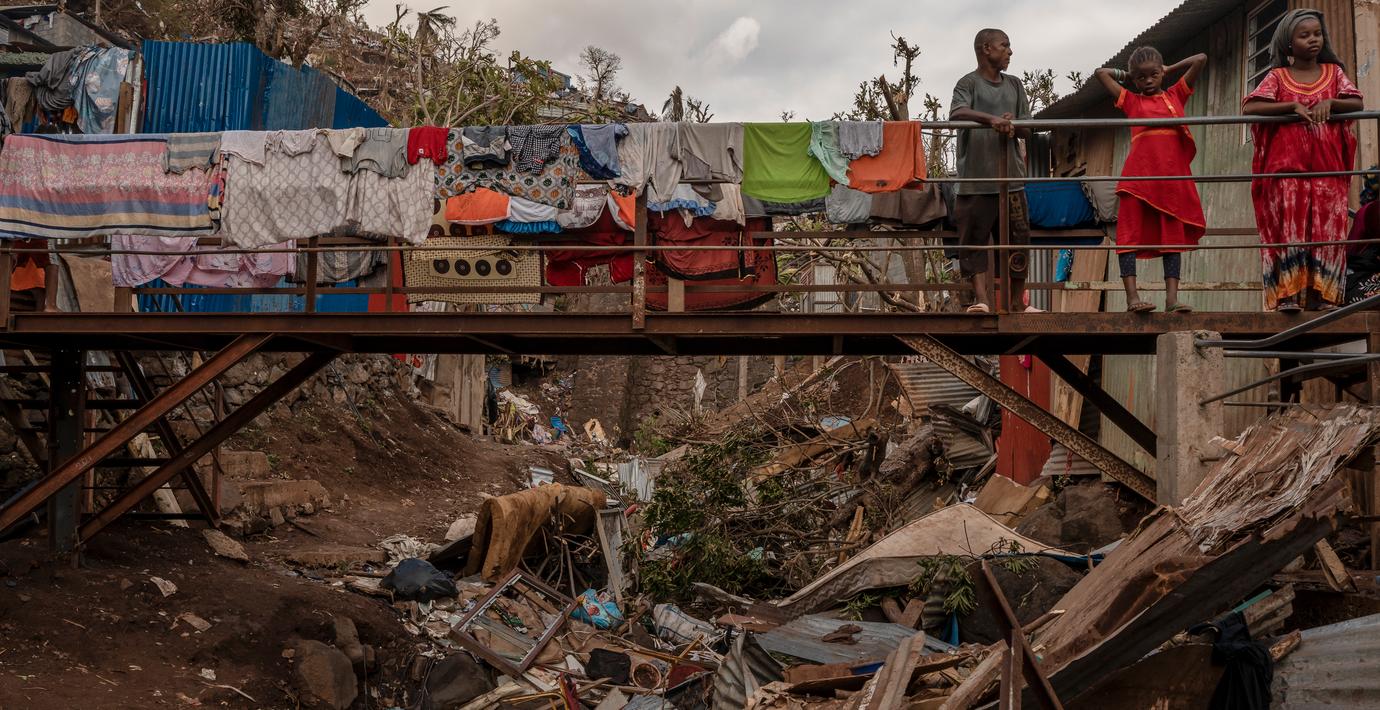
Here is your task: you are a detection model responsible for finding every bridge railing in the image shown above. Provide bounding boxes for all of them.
[1,110,1378,326]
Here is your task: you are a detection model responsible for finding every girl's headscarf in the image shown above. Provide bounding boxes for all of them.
[1270,9,1345,69]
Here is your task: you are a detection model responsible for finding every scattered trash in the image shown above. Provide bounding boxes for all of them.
[378,534,439,564]
[178,613,212,632]
[571,588,622,629]
[198,668,216,681]
[527,465,555,488]
[202,529,250,563]
[444,513,478,543]
[380,558,457,602]
[149,576,177,598]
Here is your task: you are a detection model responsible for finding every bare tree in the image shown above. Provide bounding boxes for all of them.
[663,86,713,123]
[414,5,455,46]
[578,45,623,102]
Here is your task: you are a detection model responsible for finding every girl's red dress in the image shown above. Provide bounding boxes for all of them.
[1114,78,1207,259]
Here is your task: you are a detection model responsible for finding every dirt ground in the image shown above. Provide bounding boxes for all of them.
[0,388,551,709]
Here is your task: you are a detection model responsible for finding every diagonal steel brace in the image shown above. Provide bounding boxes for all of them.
[897,335,1155,501]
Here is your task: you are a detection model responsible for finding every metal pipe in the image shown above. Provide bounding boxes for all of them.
[1199,354,1380,405]
[1195,292,1380,349]
[1222,350,1360,360]
[920,109,1380,130]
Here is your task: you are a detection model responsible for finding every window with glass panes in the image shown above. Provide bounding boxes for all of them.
[1246,0,1289,90]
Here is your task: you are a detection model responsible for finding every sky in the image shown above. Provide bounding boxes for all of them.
[362,0,1187,121]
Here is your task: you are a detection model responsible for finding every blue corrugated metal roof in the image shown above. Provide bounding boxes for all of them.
[140,40,385,133]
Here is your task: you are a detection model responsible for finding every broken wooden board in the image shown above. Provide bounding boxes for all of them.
[972,475,1050,526]
[974,405,1377,705]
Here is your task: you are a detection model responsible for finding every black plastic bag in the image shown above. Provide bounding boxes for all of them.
[381,558,458,602]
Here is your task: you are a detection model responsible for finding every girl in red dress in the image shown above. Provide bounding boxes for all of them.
[1243,9,1363,312]
[1094,47,1207,313]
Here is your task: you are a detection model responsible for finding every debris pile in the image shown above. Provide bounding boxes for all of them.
[329,354,1380,709]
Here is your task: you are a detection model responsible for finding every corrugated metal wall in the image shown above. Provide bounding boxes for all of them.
[1092,5,1273,470]
[140,40,385,133]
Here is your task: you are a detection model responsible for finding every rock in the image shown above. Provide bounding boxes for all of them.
[149,576,178,597]
[269,507,287,528]
[444,514,477,542]
[347,364,371,385]
[119,578,133,591]
[239,479,329,515]
[1014,482,1137,553]
[959,556,1084,645]
[177,475,247,516]
[425,653,495,708]
[202,529,250,563]
[290,640,357,709]
[332,615,366,678]
[178,612,212,632]
[286,545,388,568]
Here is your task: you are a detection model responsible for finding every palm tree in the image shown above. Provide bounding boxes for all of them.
[662,86,685,122]
[415,6,456,46]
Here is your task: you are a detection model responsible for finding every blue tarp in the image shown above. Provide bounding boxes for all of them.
[1025,181,1096,229]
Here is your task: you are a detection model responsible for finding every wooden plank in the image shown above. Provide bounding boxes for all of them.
[865,633,928,710]
[1355,2,1380,180]
[1313,540,1357,592]
[667,278,685,313]
[1050,242,1108,428]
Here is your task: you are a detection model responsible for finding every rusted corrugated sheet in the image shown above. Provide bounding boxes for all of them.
[1041,443,1100,478]
[887,360,981,417]
[711,633,783,709]
[1039,0,1245,119]
[1274,612,1380,707]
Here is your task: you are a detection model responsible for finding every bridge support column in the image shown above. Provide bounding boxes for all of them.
[1155,330,1224,505]
[46,348,84,557]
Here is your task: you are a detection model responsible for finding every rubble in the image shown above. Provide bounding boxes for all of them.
[289,639,358,709]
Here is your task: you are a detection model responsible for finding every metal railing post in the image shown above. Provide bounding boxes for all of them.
[632,192,648,329]
[998,132,1011,314]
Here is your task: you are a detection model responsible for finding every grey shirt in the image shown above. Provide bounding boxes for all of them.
[950,71,1030,195]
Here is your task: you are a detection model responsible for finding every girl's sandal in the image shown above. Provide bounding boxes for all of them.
[966,303,992,314]
[1276,300,1303,313]
[1127,301,1156,313]
[1168,302,1194,313]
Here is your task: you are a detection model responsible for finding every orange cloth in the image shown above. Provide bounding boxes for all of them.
[10,239,47,291]
[444,189,510,225]
[609,190,637,230]
[847,121,926,193]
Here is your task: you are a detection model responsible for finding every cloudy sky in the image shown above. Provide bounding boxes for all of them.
[362,0,1185,121]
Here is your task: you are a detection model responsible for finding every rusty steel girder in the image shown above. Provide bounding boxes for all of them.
[897,335,1155,501]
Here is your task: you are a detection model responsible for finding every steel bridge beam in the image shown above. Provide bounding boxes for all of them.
[1036,353,1156,457]
[0,335,270,534]
[79,351,337,542]
[897,335,1156,501]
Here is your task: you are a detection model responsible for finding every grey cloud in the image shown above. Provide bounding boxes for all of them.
[367,0,1184,122]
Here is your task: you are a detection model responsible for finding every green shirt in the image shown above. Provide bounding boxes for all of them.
[742,123,832,203]
[950,71,1030,195]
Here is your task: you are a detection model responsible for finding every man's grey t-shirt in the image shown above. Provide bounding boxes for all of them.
[950,71,1031,195]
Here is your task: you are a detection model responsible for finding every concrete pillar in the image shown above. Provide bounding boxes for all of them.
[1155,331,1225,505]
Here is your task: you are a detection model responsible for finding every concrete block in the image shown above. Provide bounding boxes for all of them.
[1155,330,1225,505]
[238,479,330,514]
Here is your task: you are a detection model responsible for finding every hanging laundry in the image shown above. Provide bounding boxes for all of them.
[741,123,831,203]
[499,196,562,234]
[509,125,568,174]
[0,135,214,240]
[109,235,294,288]
[341,127,409,177]
[826,184,873,224]
[616,123,681,202]
[546,210,633,286]
[407,126,449,166]
[9,239,47,292]
[444,189,511,225]
[676,123,744,184]
[293,249,388,284]
[436,129,579,210]
[568,124,627,179]
[71,48,132,135]
[272,130,320,156]
[645,219,777,312]
[221,133,432,248]
[807,121,851,185]
[743,194,826,217]
[460,126,510,168]
[711,184,746,225]
[557,185,609,230]
[608,190,637,231]
[868,185,947,226]
[403,233,541,305]
[649,184,716,218]
[5,77,35,129]
[325,127,367,158]
[221,131,268,165]
[652,214,752,281]
[838,121,884,159]
[164,133,222,174]
[847,121,926,193]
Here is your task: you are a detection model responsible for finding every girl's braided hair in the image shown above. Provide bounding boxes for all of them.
[1127,46,1164,72]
